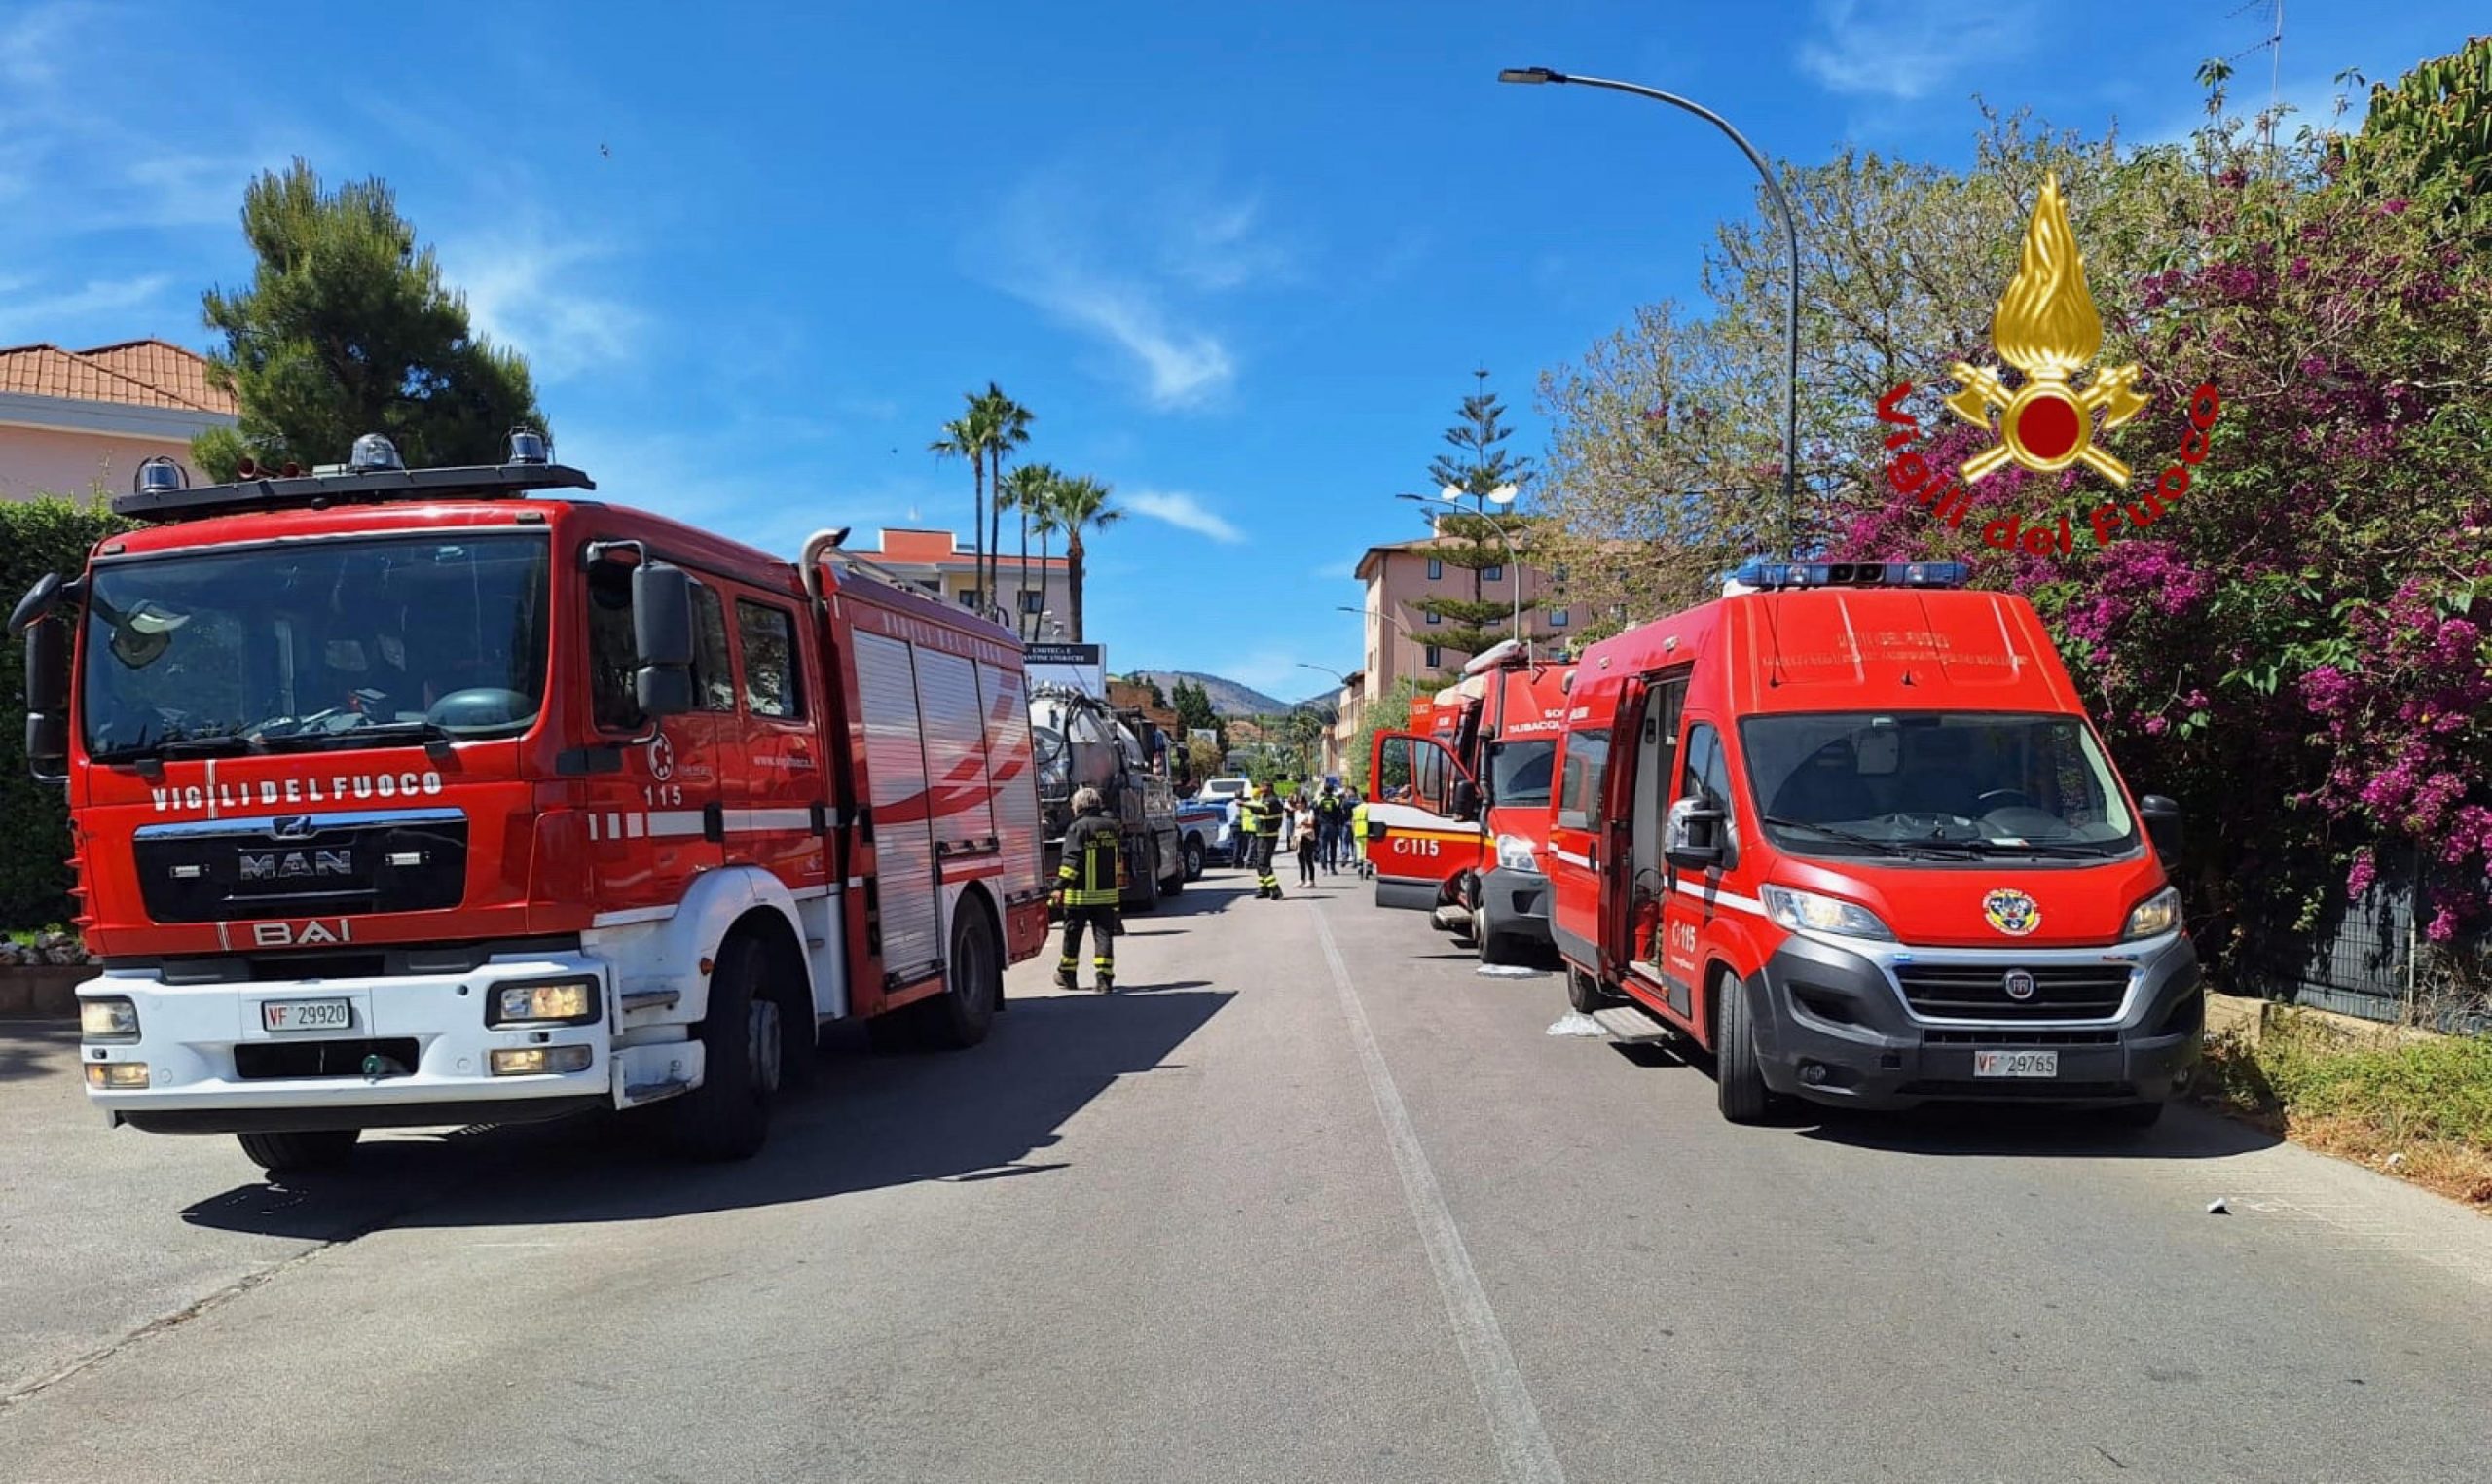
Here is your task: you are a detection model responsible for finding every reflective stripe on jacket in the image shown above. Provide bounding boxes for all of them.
[1058,814,1123,907]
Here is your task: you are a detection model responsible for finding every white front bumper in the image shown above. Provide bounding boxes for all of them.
[77,950,614,1119]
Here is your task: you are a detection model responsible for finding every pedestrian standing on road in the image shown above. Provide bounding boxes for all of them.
[1241,781,1285,899]
[1295,808,1319,887]
[1350,794,1372,878]
[1317,786,1350,872]
[1052,786,1122,994]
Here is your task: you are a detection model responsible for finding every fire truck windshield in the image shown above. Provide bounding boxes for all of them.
[1488,737,1556,808]
[1740,710,2139,859]
[81,533,551,761]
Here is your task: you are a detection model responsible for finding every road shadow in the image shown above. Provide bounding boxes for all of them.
[1116,979,1215,995]
[179,988,1234,1238]
[1790,1099,2282,1159]
[1137,881,1258,920]
[0,1019,75,1084]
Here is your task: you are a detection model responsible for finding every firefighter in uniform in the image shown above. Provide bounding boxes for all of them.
[1241,781,1285,899]
[1054,786,1122,993]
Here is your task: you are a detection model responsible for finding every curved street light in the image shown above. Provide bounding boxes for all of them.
[1398,487,1526,638]
[1498,64,1801,560]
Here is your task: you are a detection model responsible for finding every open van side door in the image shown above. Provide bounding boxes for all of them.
[1366,729,1484,910]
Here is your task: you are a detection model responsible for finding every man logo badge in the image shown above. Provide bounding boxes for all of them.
[2003,968,2037,1002]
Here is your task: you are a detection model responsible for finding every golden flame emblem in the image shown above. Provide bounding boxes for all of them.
[1943,173,2146,486]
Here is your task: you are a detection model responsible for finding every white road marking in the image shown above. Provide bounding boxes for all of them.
[1312,906,1568,1484]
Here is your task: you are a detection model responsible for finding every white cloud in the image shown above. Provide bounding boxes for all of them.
[980,162,1287,410]
[0,273,173,342]
[1796,0,2036,101]
[1034,277,1233,408]
[440,234,643,383]
[1125,489,1246,544]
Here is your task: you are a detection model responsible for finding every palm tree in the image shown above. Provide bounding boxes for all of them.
[996,462,1059,639]
[1049,474,1121,642]
[974,383,1034,608]
[1028,473,1066,639]
[930,392,1003,607]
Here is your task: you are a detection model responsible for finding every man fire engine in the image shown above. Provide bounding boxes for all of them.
[12,433,1048,1173]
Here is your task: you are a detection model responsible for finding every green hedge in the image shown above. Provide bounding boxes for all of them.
[1,498,128,928]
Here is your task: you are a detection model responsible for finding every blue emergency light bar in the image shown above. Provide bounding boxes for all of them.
[1731,559,1969,591]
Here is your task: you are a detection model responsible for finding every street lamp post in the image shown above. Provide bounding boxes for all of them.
[1498,65,1802,561]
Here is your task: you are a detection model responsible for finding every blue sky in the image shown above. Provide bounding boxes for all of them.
[0,1,2467,698]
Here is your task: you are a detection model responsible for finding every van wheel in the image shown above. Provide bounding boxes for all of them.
[922,900,1003,1049]
[237,1128,358,1176]
[1565,965,1619,1012]
[1183,837,1206,881]
[1714,971,1775,1125]
[665,934,775,1161]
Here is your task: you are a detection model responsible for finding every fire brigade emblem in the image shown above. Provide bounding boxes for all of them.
[1944,173,2146,487]
[1982,887,2041,937]
[648,732,676,782]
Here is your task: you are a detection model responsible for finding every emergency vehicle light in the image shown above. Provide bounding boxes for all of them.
[134,456,186,495]
[348,432,405,472]
[506,428,551,465]
[1730,559,1969,591]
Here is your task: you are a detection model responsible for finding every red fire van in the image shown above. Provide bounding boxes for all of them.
[1538,560,2199,1125]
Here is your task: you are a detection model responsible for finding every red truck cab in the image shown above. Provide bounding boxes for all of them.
[1364,642,1574,964]
[1544,560,2200,1124]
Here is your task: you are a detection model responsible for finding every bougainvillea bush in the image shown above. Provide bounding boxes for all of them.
[1538,42,2492,1000]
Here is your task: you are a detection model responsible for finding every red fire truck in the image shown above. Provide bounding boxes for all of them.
[12,434,1048,1172]
[1364,641,1574,964]
[1527,559,2200,1125]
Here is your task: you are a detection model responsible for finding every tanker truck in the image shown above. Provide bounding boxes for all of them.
[1029,684,1184,910]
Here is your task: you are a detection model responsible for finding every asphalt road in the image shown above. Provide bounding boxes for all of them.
[4,861,2489,1484]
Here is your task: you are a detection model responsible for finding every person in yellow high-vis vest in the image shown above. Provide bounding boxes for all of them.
[1053,787,1122,993]
[1350,797,1373,879]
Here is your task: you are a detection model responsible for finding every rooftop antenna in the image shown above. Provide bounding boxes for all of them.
[2222,0,2286,156]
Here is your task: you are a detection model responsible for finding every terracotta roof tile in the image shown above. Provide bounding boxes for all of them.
[0,340,234,415]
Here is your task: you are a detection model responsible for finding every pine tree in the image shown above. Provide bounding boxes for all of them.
[1410,371,1536,674]
[193,160,543,479]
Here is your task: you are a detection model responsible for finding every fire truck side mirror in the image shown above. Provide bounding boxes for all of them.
[22,615,69,780]
[1663,795,1725,871]
[631,561,697,718]
[2138,794,2181,860]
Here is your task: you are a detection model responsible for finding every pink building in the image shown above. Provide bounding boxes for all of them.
[842,527,1073,633]
[1350,535,1571,706]
[0,340,238,502]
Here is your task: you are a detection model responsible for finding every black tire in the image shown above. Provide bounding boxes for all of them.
[922,898,1003,1049]
[1565,965,1619,1012]
[1714,971,1775,1124]
[665,933,776,1161]
[236,1128,358,1175]
[1183,837,1206,882]
[2104,1099,2166,1131]
[1160,836,1186,895]
[1124,840,1160,912]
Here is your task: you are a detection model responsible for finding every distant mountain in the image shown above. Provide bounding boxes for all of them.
[1127,670,1294,717]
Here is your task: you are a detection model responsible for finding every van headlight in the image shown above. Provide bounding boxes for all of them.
[2122,887,2182,941]
[1758,883,1896,941]
[1495,834,1539,872]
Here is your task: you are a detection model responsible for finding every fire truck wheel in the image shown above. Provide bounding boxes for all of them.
[1160,839,1187,896]
[922,899,1003,1049]
[1128,846,1161,913]
[1713,970,1775,1125]
[666,934,775,1161]
[236,1128,359,1175]
[1564,965,1620,1013]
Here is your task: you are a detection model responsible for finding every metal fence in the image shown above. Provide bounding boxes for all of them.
[2228,843,2490,1032]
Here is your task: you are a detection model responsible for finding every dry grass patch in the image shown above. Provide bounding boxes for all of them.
[2194,1011,2492,1211]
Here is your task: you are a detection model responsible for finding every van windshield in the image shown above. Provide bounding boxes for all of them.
[1739,711,2138,859]
[1489,738,1556,809]
[81,534,550,761]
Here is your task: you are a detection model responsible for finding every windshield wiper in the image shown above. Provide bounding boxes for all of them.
[1762,814,1942,858]
[256,719,456,754]
[152,734,256,758]
[1953,837,2121,859]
